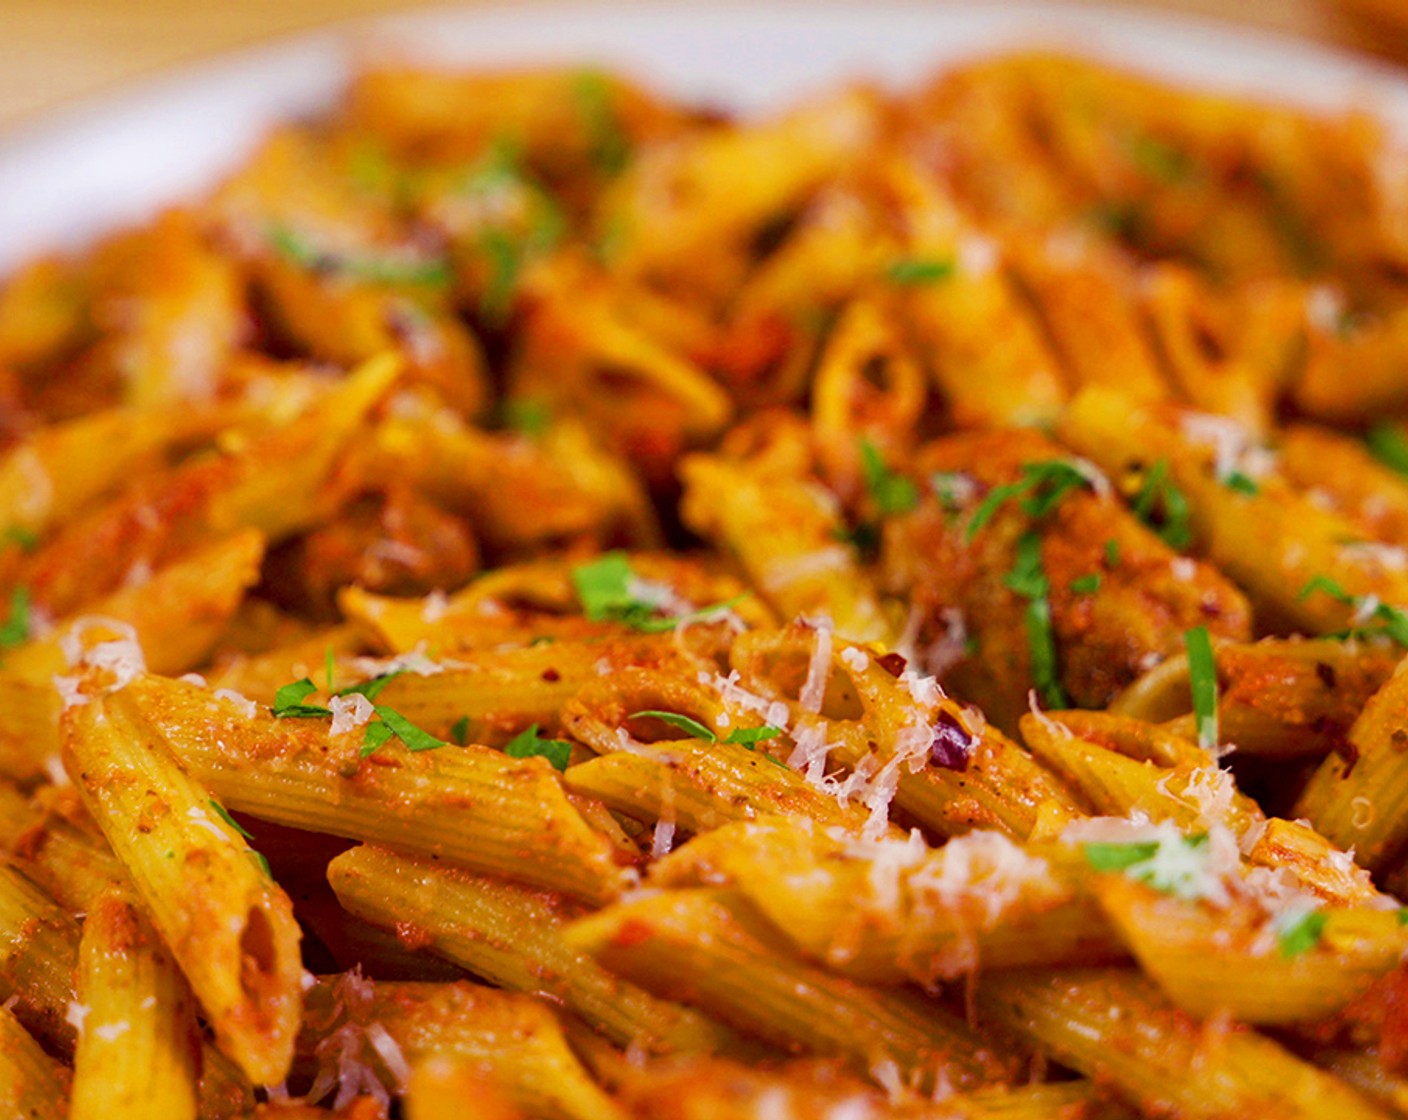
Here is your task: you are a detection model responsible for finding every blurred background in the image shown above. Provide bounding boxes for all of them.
[2,0,1407,130]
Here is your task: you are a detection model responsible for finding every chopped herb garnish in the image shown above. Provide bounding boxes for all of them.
[450,716,471,746]
[1300,575,1408,648]
[885,257,956,286]
[502,723,573,771]
[1277,909,1327,958]
[1069,573,1102,595]
[859,439,918,517]
[570,552,742,632]
[965,460,1093,542]
[503,398,551,438]
[725,726,782,744]
[336,669,407,703]
[0,586,30,649]
[267,224,452,288]
[1367,423,1408,478]
[1126,133,1194,184]
[1083,833,1212,900]
[362,722,395,754]
[1185,625,1219,752]
[1398,907,1408,926]
[1105,539,1121,568]
[249,850,272,879]
[324,646,336,694]
[271,678,333,719]
[629,710,717,742]
[1083,841,1160,871]
[1004,532,1067,708]
[209,799,254,840]
[1131,460,1193,550]
[377,707,444,752]
[2,527,38,553]
[574,69,631,175]
[1224,470,1259,496]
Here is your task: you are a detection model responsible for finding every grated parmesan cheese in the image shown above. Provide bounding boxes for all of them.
[799,625,834,713]
[213,688,259,720]
[329,693,376,736]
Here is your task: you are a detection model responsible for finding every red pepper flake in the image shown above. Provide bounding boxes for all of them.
[876,652,908,677]
[612,918,655,948]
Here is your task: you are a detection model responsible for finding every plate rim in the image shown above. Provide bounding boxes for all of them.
[4,0,1408,275]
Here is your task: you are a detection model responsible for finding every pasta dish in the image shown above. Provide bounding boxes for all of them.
[4,48,1408,1119]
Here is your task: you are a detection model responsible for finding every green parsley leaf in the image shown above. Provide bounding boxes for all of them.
[574,69,631,176]
[375,707,446,753]
[1224,470,1259,496]
[629,710,717,743]
[267,223,452,288]
[965,460,1093,542]
[859,439,918,517]
[503,723,573,771]
[1083,833,1212,899]
[271,677,332,719]
[1300,575,1408,648]
[885,257,955,286]
[1005,532,1067,708]
[361,722,395,755]
[1105,539,1121,568]
[1131,460,1193,550]
[1398,907,1408,926]
[2,527,38,553]
[503,398,551,438]
[337,669,407,703]
[724,726,782,744]
[324,646,336,694]
[1069,573,1102,595]
[1126,133,1193,184]
[0,586,30,650]
[1277,909,1327,958]
[249,850,272,878]
[450,715,471,747]
[1367,423,1408,478]
[570,552,742,633]
[208,799,254,840]
[1185,625,1219,752]
[1083,841,1160,871]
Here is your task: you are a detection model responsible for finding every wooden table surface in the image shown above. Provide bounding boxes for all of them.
[2,0,1407,132]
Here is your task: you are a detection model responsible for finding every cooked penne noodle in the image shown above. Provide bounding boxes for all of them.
[70,889,200,1120]
[62,688,303,1084]
[0,1004,69,1120]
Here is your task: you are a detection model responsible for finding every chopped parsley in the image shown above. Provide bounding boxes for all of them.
[336,669,407,703]
[859,439,918,516]
[1367,423,1408,478]
[360,707,446,757]
[725,726,783,745]
[0,586,30,650]
[1105,539,1121,568]
[270,678,333,719]
[1083,832,1211,900]
[1125,133,1194,185]
[2,527,38,553]
[574,69,631,176]
[1276,909,1327,958]
[450,716,471,746]
[570,552,742,632]
[965,460,1093,542]
[209,799,254,840]
[1069,573,1102,595]
[1185,626,1219,752]
[884,257,955,286]
[629,710,717,742]
[324,646,336,694]
[931,472,971,516]
[1223,470,1259,496]
[503,398,551,438]
[1131,459,1193,550]
[1299,575,1408,647]
[502,723,573,771]
[267,224,452,288]
[1004,532,1067,708]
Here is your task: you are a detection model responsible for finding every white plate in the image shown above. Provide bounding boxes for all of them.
[3,0,1408,276]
